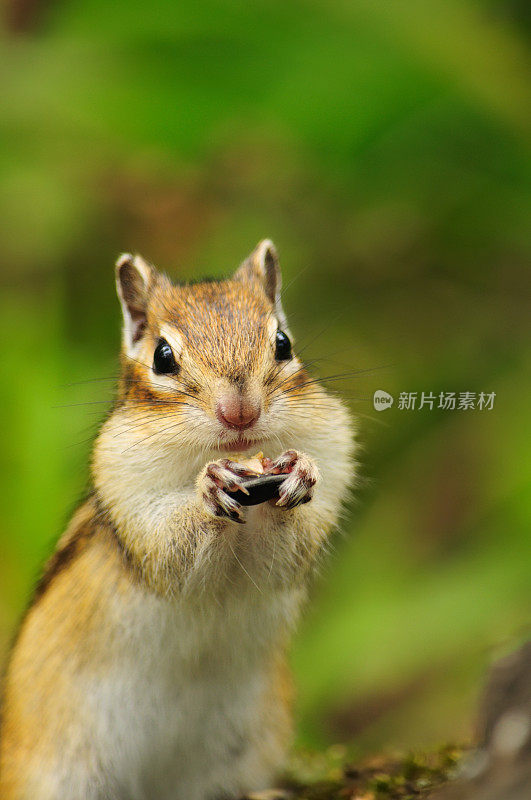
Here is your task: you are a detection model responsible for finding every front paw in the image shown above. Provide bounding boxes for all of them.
[197,459,260,524]
[265,450,319,509]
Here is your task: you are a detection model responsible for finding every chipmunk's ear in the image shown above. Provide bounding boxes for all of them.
[234,239,286,326]
[115,253,157,355]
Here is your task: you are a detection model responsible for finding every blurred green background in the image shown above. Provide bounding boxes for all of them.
[1,0,530,756]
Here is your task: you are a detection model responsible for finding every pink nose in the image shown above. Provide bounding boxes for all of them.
[216,394,261,431]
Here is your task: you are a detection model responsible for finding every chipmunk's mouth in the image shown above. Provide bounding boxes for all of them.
[217,436,263,453]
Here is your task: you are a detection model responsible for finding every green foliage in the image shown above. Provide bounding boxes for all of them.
[1,0,530,752]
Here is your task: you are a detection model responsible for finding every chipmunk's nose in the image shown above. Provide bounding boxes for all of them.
[216,392,261,431]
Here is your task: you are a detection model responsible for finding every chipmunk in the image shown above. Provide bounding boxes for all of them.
[0,240,354,800]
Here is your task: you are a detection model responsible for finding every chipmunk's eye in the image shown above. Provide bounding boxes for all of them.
[275,330,292,361]
[153,338,178,375]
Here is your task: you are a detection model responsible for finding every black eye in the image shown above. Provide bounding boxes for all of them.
[275,330,292,361]
[153,338,178,375]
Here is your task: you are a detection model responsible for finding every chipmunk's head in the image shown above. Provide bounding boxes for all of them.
[115,240,314,456]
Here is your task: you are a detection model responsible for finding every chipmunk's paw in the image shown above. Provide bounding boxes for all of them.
[267,450,319,509]
[198,459,258,523]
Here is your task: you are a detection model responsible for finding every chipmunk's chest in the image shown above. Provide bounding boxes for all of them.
[86,584,295,800]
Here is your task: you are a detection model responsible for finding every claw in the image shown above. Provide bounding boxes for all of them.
[229,480,250,496]
[220,507,246,524]
[269,450,318,509]
[200,458,254,523]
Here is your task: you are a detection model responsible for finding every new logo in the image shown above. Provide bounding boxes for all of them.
[373,390,394,411]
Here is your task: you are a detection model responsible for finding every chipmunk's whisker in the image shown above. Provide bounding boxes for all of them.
[120,416,198,453]
[112,407,197,438]
[278,364,394,394]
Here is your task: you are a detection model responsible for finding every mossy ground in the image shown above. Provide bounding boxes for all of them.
[285,744,465,800]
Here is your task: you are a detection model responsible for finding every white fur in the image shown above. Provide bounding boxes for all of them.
[36,586,300,800]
